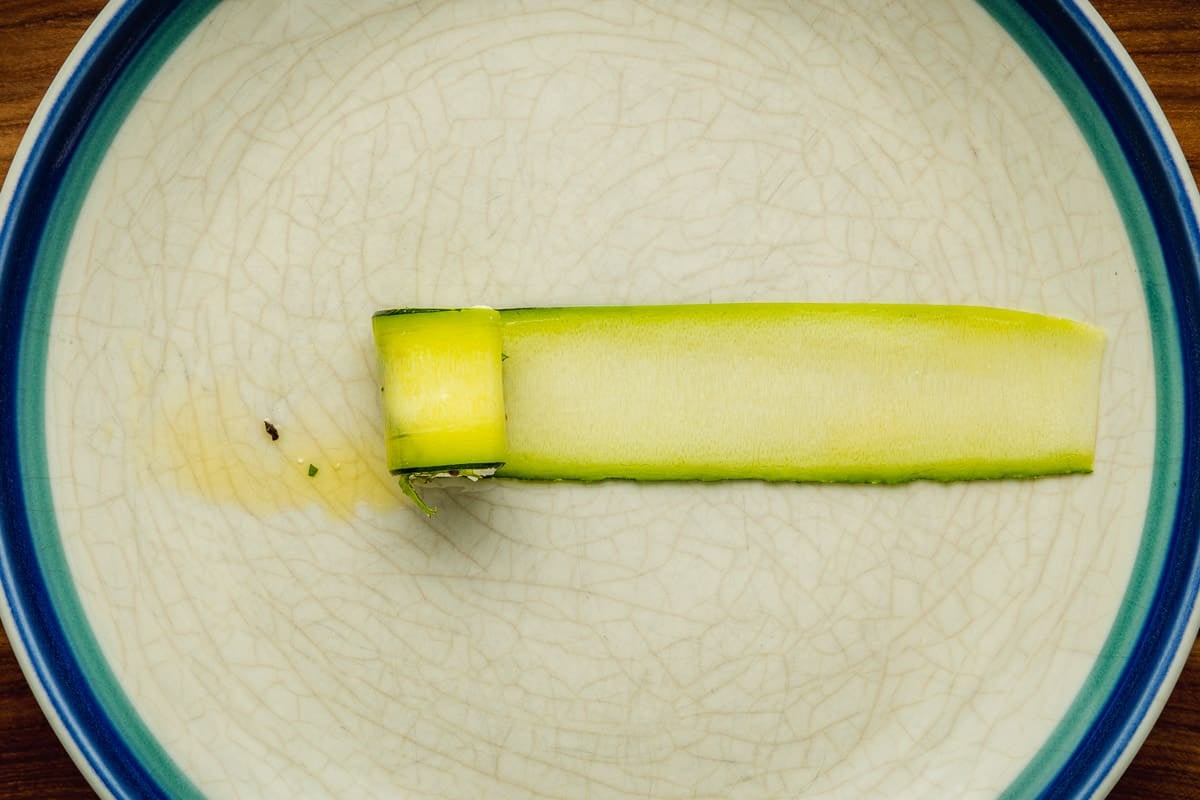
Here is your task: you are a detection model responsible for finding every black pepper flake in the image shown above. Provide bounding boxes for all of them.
[264,420,279,441]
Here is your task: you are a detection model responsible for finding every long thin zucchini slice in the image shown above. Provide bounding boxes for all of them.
[372,304,1105,492]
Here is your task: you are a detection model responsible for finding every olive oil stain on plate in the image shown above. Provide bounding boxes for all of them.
[142,377,405,520]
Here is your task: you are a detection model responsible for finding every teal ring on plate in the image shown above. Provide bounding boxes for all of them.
[0,1,1197,797]
[983,2,1200,797]
[0,5,218,798]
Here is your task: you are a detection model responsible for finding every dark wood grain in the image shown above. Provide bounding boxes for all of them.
[0,1,1197,797]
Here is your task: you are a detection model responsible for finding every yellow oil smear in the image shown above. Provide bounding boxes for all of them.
[139,376,405,520]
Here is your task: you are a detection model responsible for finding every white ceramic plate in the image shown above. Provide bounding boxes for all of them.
[2,1,1199,798]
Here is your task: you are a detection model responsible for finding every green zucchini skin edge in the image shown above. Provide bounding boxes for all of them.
[390,462,503,476]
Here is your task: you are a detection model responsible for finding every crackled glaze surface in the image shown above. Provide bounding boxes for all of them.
[42,1,1152,797]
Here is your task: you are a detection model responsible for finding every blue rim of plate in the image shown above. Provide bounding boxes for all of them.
[0,1,1197,797]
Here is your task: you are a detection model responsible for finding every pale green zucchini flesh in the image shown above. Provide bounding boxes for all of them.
[372,304,1105,488]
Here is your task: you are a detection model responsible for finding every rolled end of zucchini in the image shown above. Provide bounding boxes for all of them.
[372,308,508,475]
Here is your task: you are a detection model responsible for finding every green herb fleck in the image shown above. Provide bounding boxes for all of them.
[307,464,319,477]
[501,352,509,361]
[398,474,437,516]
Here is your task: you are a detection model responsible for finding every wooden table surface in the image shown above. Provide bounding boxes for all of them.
[1,1,1199,797]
